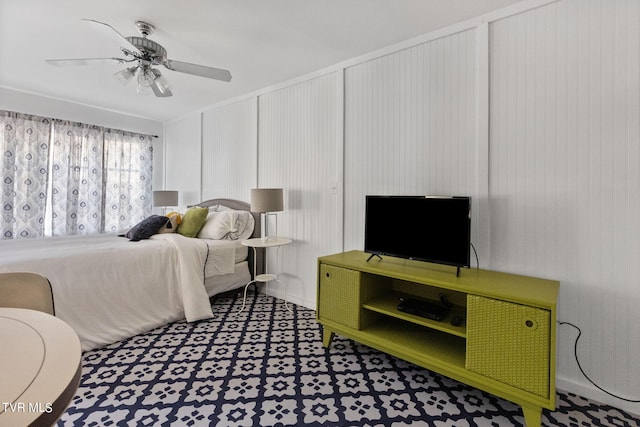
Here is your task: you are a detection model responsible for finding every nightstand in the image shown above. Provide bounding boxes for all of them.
[239,237,293,312]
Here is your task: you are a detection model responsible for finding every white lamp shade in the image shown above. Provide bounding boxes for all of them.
[251,188,283,213]
[153,190,178,207]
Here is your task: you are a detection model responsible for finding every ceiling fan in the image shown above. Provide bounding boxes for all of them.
[46,19,232,97]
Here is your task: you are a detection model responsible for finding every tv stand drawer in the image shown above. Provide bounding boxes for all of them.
[318,264,361,329]
[466,295,551,398]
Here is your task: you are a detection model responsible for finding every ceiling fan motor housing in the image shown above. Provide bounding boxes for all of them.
[126,37,167,64]
[135,20,155,37]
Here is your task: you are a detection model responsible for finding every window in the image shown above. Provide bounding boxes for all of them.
[1,110,154,239]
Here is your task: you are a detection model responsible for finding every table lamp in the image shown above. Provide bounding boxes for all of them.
[153,190,178,215]
[251,188,283,241]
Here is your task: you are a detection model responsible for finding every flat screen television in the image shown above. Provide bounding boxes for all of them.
[364,195,471,272]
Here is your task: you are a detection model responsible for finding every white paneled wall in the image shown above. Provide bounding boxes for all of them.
[490,0,640,408]
[343,29,479,253]
[162,0,640,413]
[258,73,341,307]
[165,112,202,208]
[202,99,257,202]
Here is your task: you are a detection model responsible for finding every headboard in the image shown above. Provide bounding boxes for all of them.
[193,198,264,278]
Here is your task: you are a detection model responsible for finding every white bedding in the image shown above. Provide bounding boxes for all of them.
[152,234,214,322]
[0,233,242,351]
[203,239,243,276]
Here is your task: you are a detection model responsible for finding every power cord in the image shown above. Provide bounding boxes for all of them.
[559,321,640,403]
[470,242,480,270]
[438,293,451,309]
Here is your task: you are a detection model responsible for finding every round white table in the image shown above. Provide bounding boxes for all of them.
[240,237,293,312]
[0,308,82,427]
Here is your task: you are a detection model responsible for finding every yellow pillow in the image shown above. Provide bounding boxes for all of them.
[158,212,182,233]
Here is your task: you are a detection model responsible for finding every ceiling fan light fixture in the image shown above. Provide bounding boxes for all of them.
[137,67,156,87]
[150,70,173,97]
[154,73,170,90]
[113,67,136,85]
[136,83,152,96]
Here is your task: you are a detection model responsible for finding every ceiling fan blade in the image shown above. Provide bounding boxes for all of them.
[151,80,173,97]
[164,60,232,82]
[46,58,125,66]
[82,19,139,52]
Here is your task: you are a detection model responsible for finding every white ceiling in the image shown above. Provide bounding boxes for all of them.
[0,0,522,122]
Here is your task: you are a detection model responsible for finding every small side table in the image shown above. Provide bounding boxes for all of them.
[240,237,293,312]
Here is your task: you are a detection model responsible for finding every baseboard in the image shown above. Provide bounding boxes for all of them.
[257,285,315,310]
[556,376,640,417]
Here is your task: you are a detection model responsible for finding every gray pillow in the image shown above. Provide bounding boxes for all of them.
[123,215,169,241]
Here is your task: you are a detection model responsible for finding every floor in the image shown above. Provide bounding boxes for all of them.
[58,293,640,426]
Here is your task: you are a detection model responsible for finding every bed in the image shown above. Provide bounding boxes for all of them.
[0,199,263,351]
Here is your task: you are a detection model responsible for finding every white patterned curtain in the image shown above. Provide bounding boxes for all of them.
[1,109,154,238]
[103,130,153,233]
[50,120,104,236]
[0,111,51,239]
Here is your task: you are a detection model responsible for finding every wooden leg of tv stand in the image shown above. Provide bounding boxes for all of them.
[521,403,542,427]
[322,328,334,348]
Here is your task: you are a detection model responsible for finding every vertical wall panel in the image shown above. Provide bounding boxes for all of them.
[165,112,202,208]
[343,29,478,253]
[202,99,257,202]
[490,0,640,407]
[258,72,340,307]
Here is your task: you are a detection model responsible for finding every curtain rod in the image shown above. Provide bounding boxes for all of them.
[2,109,160,139]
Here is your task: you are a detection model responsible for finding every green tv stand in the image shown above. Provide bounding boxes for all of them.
[316,250,559,427]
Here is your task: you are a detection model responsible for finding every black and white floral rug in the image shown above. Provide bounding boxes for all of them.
[58,293,640,426]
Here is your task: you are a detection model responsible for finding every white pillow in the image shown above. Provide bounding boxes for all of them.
[228,211,255,240]
[198,210,255,240]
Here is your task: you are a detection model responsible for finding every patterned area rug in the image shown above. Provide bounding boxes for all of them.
[58,293,640,426]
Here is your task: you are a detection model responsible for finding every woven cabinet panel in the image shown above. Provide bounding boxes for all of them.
[466,295,551,398]
[318,264,361,329]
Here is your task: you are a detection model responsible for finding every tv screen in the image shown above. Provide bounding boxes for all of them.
[364,195,471,268]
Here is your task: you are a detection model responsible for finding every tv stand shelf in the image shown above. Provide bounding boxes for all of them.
[317,250,559,427]
[363,292,467,338]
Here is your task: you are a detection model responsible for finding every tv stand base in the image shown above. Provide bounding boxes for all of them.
[366,253,383,262]
[317,250,559,427]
